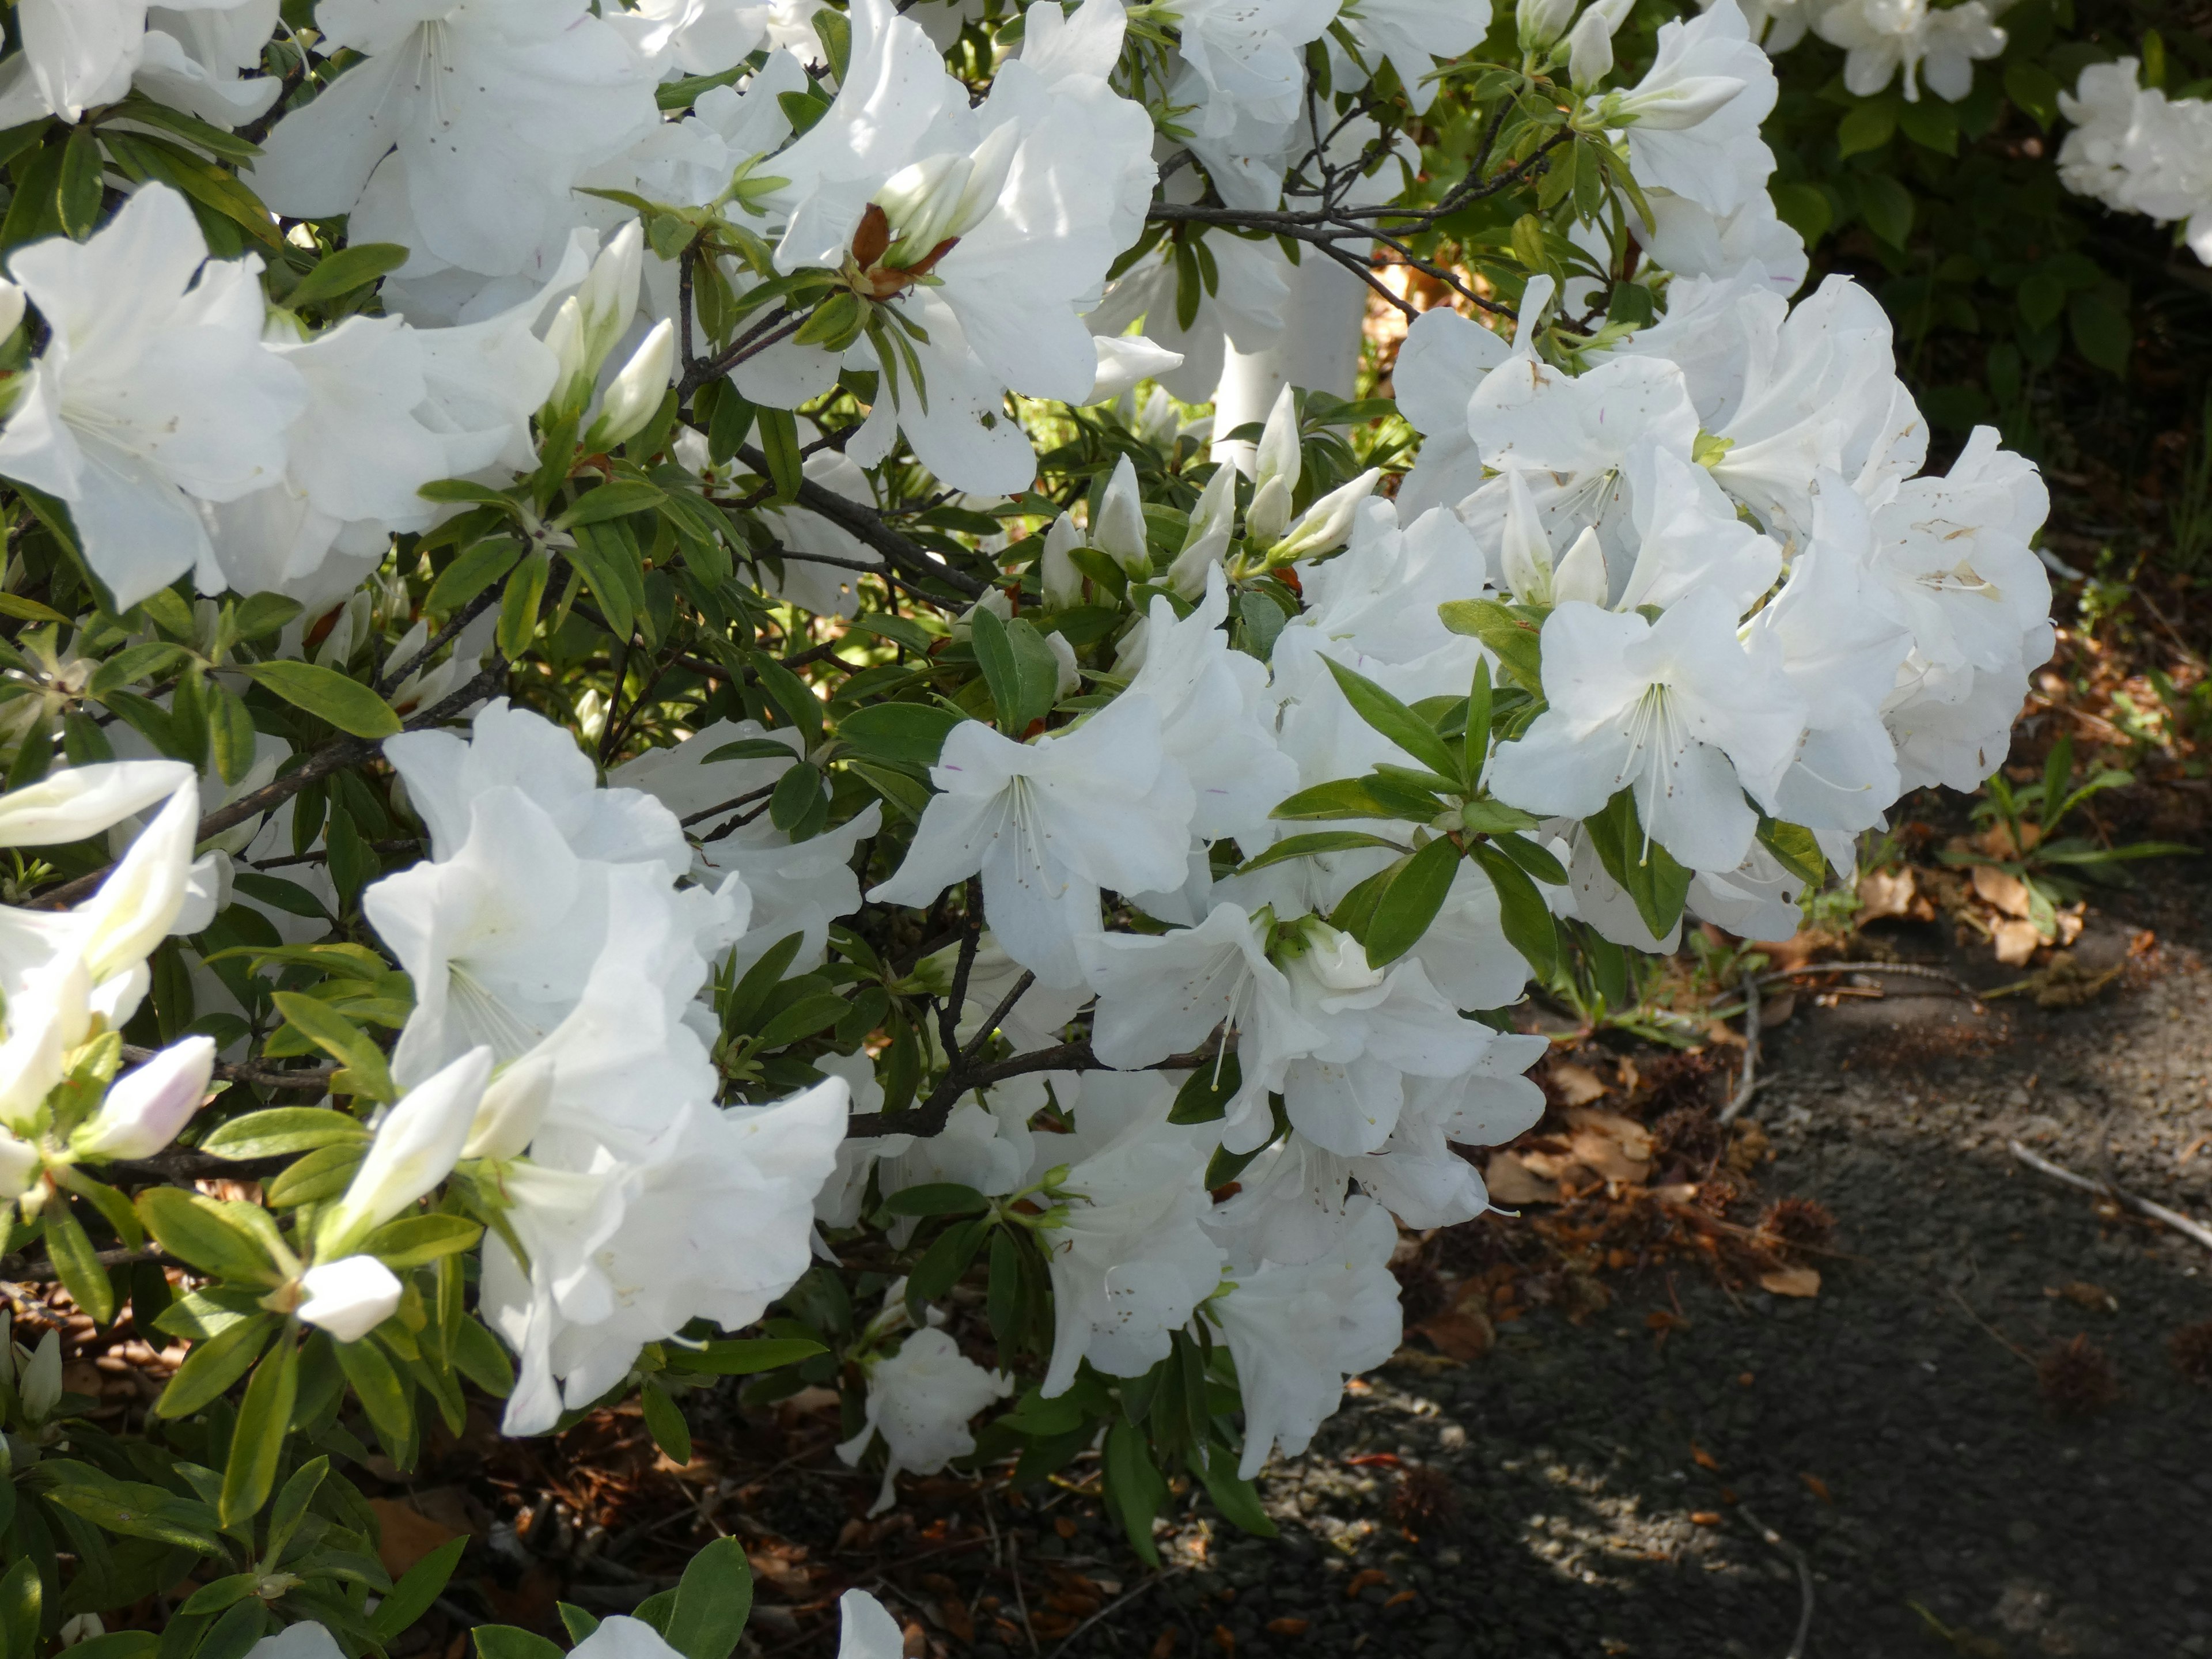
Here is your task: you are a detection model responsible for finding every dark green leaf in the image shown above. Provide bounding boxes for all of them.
[1319,656,1463,783]
[1363,836,1463,968]
[664,1336,827,1376]
[639,1381,692,1466]
[880,1183,990,1218]
[838,703,965,766]
[287,243,411,307]
[1436,600,1543,693]
[1466,843,1559,980]
[219,1335,298,1525]
[664,1535,753,1659]
[239,662,400,739]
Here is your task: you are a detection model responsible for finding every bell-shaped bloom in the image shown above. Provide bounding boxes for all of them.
[319,1047,493,1253]
[583,320,675,450]
[1038,1115,1225,1397]
[69,1035,214,1161]
[1608,1,1777,216]
[0,185,306,608]
[248,0,657,285]
[1488,588,1809,874]
[0,762,194,849]
[1203,1194,1401,1478]
[135,1,286,128]
[295,1255,403,1343]
[486,1077,847,1434]
[837,1327,1013,1514]
[0,0,272,126]
[870,695,1196,988]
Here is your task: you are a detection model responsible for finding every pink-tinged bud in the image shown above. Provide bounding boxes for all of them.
[70,1036,215,1162]
[296,1256,403,1344]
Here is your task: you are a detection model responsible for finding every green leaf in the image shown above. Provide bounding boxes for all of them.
[1319,656,1463,784]
[155,1312,276,1418]
[748,990,850,1049]
[1581,790,1691,941]
[1168,1054,1241,1124]
[905,1217,987,1310]
[1102,1421,1167,1566]
[1270,774,1442,823]
[1363,836,1463,968]
[333,1332,412,1455]
[969,606,1054,736]
[43,1199,115,1325]
[566,520,640,640]
[103,131,282,247]
[1486,828,1566,885]
[0,1559,39,1659]
[58,126,104,238]
[1836,100,1895,158]
[1755,817,1826,888]
[559,479,666,528]
[425,537,522,616]
[453,1316,517,1396]
[1466,843,1559,980]
[264,1142,364,1209]
[1198,1441,1278,1538]
[663,1535,753,1659]
[757,406,803,503]
[880,1183,989,1218]
[88,641,191,698]
[179,1575,259,1615]
[475,1630,566,1659]
[270,991,395,1105]
[287,243,411,308]
[238,662,400,740]
[639,1379,693,1465]
[219,1335,298,1525]
[2069,290,2131,376]
[2003,59,2061,130]
[263,1456,327,1565]
[1463,657,1493,787]
[838,702,965,766]
[368,1535,468,1643]
[359,1214,483,1269]
[1856,172,1914,249]
[137,1189,279,1283]
[1437,599,1543,693]
[664,1336,827,1376]
[1233,830,1410,874]
[498,550,551,660]
[1895,94,1957,155]
[202,1108,366,1161]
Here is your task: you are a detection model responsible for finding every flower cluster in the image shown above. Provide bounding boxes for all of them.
[2058,58,2212,267]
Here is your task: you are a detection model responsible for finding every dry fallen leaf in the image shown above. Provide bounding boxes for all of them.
[1418,1308,1495,1362]
[1800,1472,1832,1503]
[1548,1061,1610,1105]
[1344,1569,1390,1599]
[1759,1266,1821,1298]
[369,1498,464,1578]
[1690,1512,1724,1527]
[1972,863,2035,920]
[1691,1443,1719,1471]
[1761,990,1797,1027]
[1991,918,2043,965]
[1265,1619,1310,1637]
[1482,1150,1561,1206]
[1856,866,1919,921]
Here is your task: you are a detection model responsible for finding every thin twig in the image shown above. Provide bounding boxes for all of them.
[120,1043,336,1093]
[1734,1505,1813,1659]
[1765,960,1987,1010]
[2007,1139,2212,1252]
[1009,1528,1039,1657]
[1719,974,1762,1126]
[1050,1567,1182,1656]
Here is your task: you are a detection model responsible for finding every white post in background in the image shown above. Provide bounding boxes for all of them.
[1209,255,1370,474]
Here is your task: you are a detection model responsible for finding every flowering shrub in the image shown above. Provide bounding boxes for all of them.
[0,0,2065,1652]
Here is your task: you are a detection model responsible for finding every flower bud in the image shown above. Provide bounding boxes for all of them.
[1244,475,1293,550]
[1166,461,1237,599]
[1566,6,1613,85]
[544,294,590,412]
[296,1255,403,1344]
[1039,514,1085,610]
[319,1047,492,1255]
[1092,454,1149,574]
[576,220,645,372]
[70,1036,214,1162]
[946,120,1020,241]
[1554,525,1609,605]
[1252,383,1301,496]
[585,320,677,452]
[1517,0,1579,52]
[1612,74,1749,130]
[465,1051,553,1161]
[1268,468,1381,563]
[873,153,969,267]
[77,785,198,990]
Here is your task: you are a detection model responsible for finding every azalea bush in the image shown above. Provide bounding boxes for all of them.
[0,0,2079,1653]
